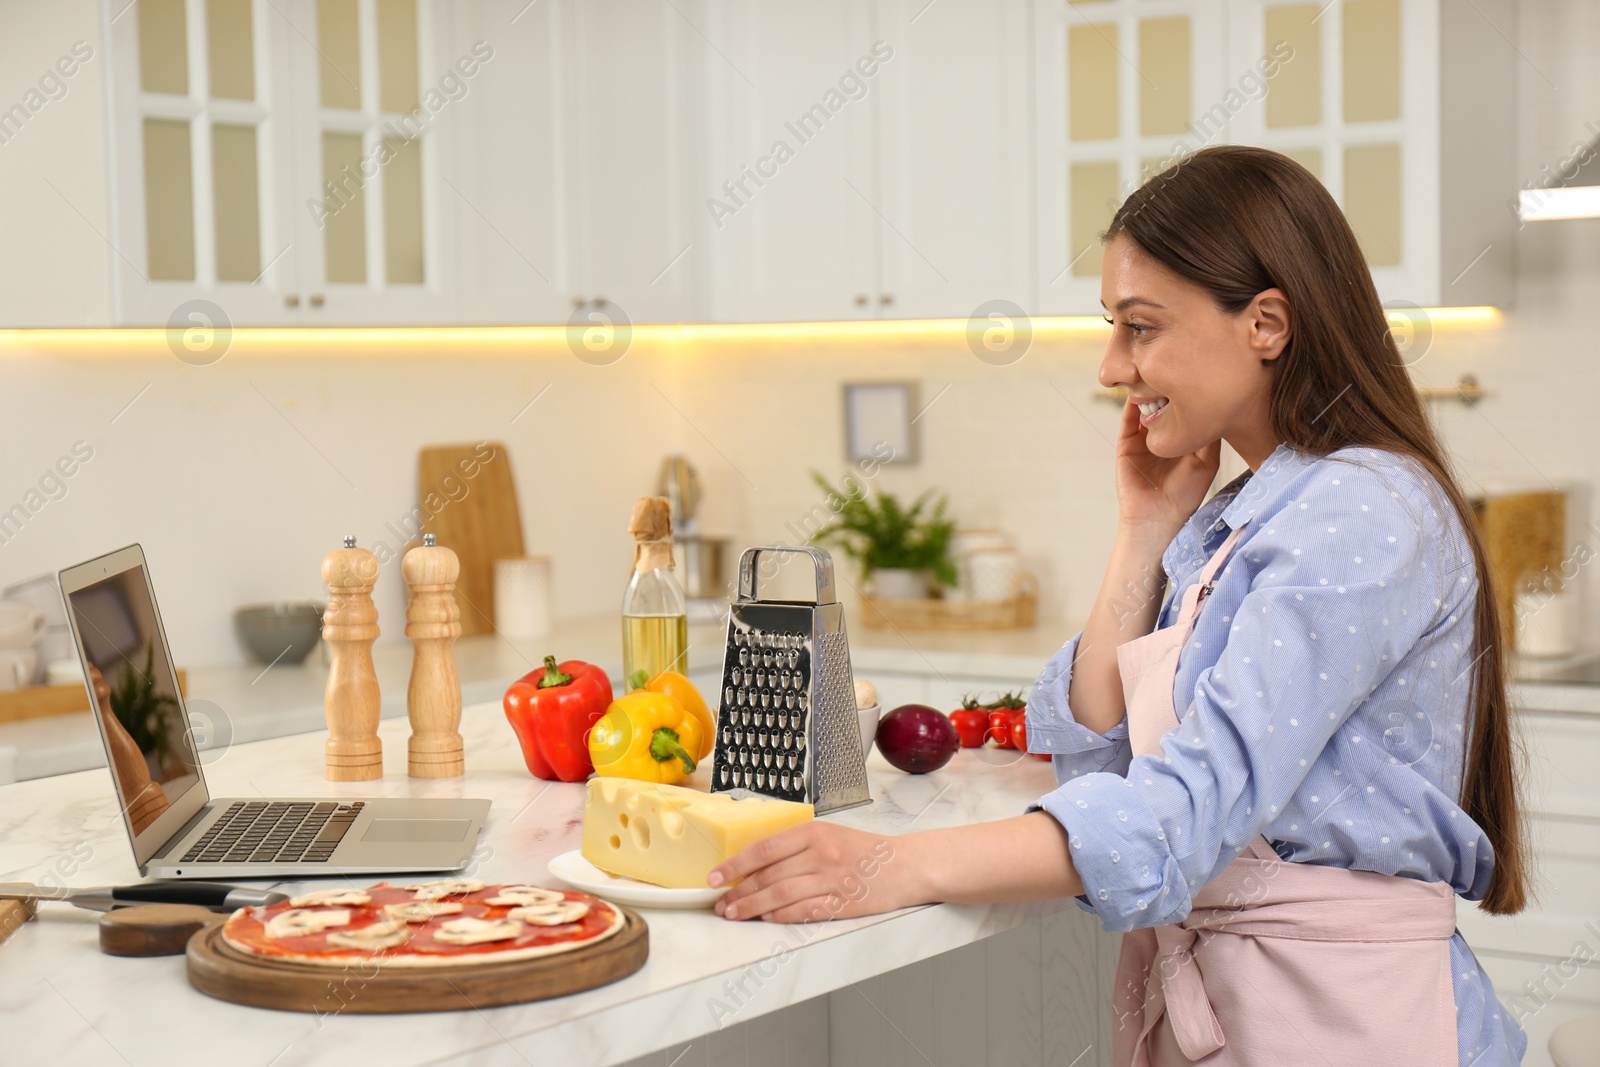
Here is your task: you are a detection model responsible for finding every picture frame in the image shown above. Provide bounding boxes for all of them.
[842,382,919,465]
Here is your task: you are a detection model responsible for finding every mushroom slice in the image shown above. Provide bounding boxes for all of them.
[404,878,485,900]
[483,885,565,907]
[508,900,590,926]
[265,908,352,939]
[288,889,372,907]
[431,916,523,946]
[327,920,411,951]
[384,900,464,924]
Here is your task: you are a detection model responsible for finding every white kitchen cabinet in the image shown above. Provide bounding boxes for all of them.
[104,0,300,325]
[447,0,709,325]
[2,0,1517,327]
[1031,0,1515,316]
[565,0,708,324]
[61,0,454,327]
[278,0,457,324]
[1453,700,1600,1067]
[1225,0,1516,308]
[701,0,880,322]
[703,0,1034,323]
[874,0,1034,319]
[1032,0,1230,316]
[443,0,576,323]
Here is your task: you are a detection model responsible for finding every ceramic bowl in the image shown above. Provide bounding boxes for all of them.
[857,703,881,761]
[234,601,325,666]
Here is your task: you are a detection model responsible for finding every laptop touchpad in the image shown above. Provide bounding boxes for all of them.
[361,819,471,843]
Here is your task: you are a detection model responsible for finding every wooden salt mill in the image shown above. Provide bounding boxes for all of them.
[403,533,464,778]
[322,535,383,780]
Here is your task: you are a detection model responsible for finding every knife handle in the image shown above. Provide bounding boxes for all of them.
[112,882,250,911]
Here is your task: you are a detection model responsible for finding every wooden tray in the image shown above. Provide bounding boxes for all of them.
[859,588,1037,631]
[185,907,647,1013]
[0,669,188,725]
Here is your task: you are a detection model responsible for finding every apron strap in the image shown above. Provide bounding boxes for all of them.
[1171,522,1249,639]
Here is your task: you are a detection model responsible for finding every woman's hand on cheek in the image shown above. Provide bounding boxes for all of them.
[709,822,918,923]
[1113,397,1220,533]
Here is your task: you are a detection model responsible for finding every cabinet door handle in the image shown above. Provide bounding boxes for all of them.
[854,294,868,307]
[308,293,326,308]
[285,294,300,309]
[879,294,894,306]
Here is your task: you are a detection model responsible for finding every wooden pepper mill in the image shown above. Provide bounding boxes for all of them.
[403,533,464,778]
[322,535,383,780]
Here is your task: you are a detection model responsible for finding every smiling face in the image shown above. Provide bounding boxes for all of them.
[1097,234,1292,470]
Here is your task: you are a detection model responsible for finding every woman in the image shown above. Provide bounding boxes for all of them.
[709,145,1529,1065]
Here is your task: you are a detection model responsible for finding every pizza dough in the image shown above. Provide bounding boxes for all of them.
[222,882,624,969]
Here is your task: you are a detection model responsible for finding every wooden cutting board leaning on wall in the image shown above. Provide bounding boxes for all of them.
[417,443,525,637]
[1470,489,1567,649]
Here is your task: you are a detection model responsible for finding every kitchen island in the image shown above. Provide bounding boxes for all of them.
[0,694,1115,1067]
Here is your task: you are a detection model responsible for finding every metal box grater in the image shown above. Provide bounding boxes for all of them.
[710,546,872,815]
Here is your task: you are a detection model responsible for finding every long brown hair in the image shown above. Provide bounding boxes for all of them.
[1103,144,1527,914]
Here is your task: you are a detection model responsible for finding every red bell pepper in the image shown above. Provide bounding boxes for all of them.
[504,656,615,782]
[948,709,989,748]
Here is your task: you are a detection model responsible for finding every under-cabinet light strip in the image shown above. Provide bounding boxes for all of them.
[0,307,1502,353]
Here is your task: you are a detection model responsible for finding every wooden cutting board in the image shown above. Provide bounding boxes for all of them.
[0,899,34,947]
[417,443,525,636]
[185,907,647,1013]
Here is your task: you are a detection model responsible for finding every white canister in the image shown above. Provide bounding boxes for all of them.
[967,547,1022,602]
[1516,588,1576,659]
[0,600,45,650]
[46,658,84,686]
[495,557,553,638]
[0,647,38,691]
[949,529,1009,602]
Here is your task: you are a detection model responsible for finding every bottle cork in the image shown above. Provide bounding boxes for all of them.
[322,536,383,780]
[630,496,675,573]
[403,533,464,778]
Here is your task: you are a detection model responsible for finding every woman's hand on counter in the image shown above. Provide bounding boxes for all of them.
[709,812,1082,922]
[710,822,911,923]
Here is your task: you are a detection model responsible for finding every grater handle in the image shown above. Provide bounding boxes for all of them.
[736,546,839,605]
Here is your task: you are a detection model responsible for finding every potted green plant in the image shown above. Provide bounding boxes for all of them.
[807,473,958,598]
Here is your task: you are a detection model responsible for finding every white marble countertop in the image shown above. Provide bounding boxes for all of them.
[0,696,1072,1066]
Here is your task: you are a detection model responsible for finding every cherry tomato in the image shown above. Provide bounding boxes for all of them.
[989,709,1019,748]
[948,709,990,748]
[1009,715,1051,760]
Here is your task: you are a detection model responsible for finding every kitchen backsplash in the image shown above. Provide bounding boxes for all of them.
[2,1,1596,670]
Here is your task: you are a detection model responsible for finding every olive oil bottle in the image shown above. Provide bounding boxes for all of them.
[621,496,688,689]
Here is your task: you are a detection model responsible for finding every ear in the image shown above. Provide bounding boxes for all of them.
[1245,288,1293,362]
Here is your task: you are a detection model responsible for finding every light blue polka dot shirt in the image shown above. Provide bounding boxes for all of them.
[1025,442,1526,1066]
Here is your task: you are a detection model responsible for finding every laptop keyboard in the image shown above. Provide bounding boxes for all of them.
[180,801,365,865]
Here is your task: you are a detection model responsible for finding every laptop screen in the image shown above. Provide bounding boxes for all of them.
[64,560,204,850]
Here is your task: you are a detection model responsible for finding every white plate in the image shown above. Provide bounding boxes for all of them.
[547,849,726,910]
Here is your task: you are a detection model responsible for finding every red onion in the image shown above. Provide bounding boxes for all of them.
[875,704,960,774]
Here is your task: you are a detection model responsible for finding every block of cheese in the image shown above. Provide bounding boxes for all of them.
[581,778,814,889]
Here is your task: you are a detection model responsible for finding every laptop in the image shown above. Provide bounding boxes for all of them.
[59,544,490,879]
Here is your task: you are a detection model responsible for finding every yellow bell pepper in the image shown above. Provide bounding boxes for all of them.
[588,690,705,785]
[629,669,715,760]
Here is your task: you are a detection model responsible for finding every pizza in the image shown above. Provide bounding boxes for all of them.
[220,879,625,968]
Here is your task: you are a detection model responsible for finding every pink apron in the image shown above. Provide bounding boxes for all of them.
[1109,523,1459,1067]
